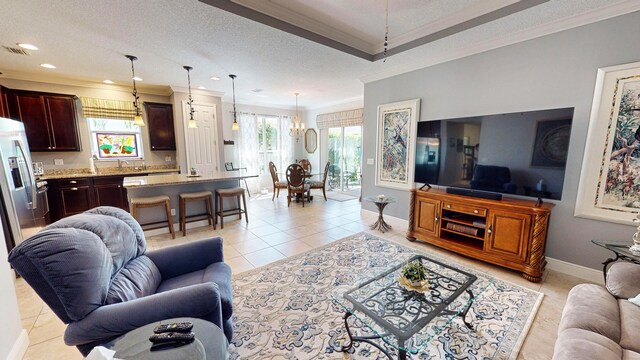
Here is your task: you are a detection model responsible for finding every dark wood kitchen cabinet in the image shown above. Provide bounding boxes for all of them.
[93,176,129,211]
[49,178,93,220]
[144,102,176,151]
[8,90,80,152]
[0,86,9,118]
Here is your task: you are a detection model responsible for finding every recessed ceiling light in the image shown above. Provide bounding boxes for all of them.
[103,80,114,84]
[197,86,206,90]
[132,76,142,81]
[210,76,220,81]
[40,63,56,69]
[17,43,38,50]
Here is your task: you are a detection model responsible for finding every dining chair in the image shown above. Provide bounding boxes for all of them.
[269,161,287,201]
[298,159,312,175]
[286,163,310,207]
[309,162,330,201]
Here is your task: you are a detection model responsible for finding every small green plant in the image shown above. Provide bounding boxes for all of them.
[401,260,427,283]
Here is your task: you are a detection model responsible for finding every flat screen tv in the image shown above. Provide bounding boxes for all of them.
[414,107,574,201]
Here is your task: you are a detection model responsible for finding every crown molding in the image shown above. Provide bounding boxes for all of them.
[0,72,172,96]
[372,0,522,53]
[169,85,225,97]
[361,0,640,83]
[234,0,375,53]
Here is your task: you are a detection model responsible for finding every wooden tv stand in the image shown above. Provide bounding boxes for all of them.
[406,188,554,282]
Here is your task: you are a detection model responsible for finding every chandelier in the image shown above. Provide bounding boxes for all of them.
[289,93,304,142]
[184,65,197,129]
[125,55,145,126]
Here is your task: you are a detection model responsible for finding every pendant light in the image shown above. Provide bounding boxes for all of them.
[184,65,197,129]
[230,74,239,131]
[125,55,145,126]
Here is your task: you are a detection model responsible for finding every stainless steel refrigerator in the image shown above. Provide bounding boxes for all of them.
[0,117,37,253]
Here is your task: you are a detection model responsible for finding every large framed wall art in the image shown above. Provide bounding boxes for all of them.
[575,61,640,225]
[375,99,420,190]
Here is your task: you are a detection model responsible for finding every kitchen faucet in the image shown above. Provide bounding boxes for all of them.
[118,159,129,170]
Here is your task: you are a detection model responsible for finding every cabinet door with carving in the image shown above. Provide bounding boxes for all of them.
[485,210,531,261]
[414,197,441,238]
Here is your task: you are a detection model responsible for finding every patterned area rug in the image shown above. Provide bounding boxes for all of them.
[229,233,543,359]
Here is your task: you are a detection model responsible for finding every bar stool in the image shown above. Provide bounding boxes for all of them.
[179,191,215,236]
[215,187,247,229]
[130,195,175,239]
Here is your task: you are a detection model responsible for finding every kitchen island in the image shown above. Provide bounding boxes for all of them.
[123,171,258,234]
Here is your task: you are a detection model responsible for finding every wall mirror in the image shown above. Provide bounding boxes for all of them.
[305,128,317,153]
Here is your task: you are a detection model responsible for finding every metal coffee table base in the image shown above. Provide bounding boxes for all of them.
[339,289,476,359]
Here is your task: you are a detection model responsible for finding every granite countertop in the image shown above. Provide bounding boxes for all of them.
[39,167,180,180]
[123,172,258,189]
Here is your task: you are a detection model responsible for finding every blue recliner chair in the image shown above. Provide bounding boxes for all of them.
[8,206,232,355]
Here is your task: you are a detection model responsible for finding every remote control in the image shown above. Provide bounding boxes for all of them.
[148,332,195,344]
[153,322,194,334]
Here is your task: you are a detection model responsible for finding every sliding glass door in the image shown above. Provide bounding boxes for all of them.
[327,126,362,192]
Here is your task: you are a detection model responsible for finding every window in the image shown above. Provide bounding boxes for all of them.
[88,118,144,159]
[257,115,280,174]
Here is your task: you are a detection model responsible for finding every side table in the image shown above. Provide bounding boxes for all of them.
[364,196,395,233]
[102,317,228,360]
[592,240,640,282]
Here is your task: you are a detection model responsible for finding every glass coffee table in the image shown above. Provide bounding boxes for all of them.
[332,255,493,359]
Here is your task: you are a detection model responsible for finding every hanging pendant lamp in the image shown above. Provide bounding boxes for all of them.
[125,55,145,126]
[230,74,239,131]
[184,66,197,129]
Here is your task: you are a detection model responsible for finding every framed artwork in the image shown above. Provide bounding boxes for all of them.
[575,61,640,225]
[530,118,572,167]
[375,99,420,190]
[96,133,139,158]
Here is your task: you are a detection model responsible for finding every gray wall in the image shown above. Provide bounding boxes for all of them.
[362,11,640,269]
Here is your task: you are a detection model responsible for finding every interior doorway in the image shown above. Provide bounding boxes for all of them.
[184,103,219,174]
[327,126,362,195]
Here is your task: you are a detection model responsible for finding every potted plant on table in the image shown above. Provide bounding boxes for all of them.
[400,260,429,289]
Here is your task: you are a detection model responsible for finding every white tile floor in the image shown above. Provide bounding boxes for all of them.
[13,191,585,359]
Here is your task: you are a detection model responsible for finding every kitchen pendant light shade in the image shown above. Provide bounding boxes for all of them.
[184,65,198,129]
[229,74,239,131]
[126,55,145,126]
[133,114,145,127]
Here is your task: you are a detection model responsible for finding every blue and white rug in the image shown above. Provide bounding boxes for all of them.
[229,233,543,359]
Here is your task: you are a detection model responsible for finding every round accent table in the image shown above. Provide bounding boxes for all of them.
[365,196,396,233]
[103,317,228,360]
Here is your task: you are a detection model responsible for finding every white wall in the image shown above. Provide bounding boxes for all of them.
[0,79,176,171]
[362,11,640,270]
[0,222,28,359]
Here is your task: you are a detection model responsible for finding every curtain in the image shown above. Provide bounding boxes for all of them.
[236,112,260,194]
[80,97,137,120]
[279,115,293,172]
[316,108,363,129]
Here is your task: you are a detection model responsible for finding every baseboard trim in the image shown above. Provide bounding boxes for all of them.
[144,219,211,237]
[546,257,604,285]
[6,329,29,360]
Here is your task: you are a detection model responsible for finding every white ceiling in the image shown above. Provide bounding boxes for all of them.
[0,0,637,109]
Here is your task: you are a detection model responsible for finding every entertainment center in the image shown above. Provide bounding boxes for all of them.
[406,188,554,282]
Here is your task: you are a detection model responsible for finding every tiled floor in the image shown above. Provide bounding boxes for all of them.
[13,191,587,359]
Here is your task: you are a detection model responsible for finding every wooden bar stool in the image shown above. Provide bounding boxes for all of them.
[130,195,175,239]
[179,190,215,236]
[215,187,247,229]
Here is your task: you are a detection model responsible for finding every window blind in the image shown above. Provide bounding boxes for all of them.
[80,97,137,120]
[316,108,363,129]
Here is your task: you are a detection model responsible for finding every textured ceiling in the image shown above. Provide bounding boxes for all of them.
[0,0,637,109]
